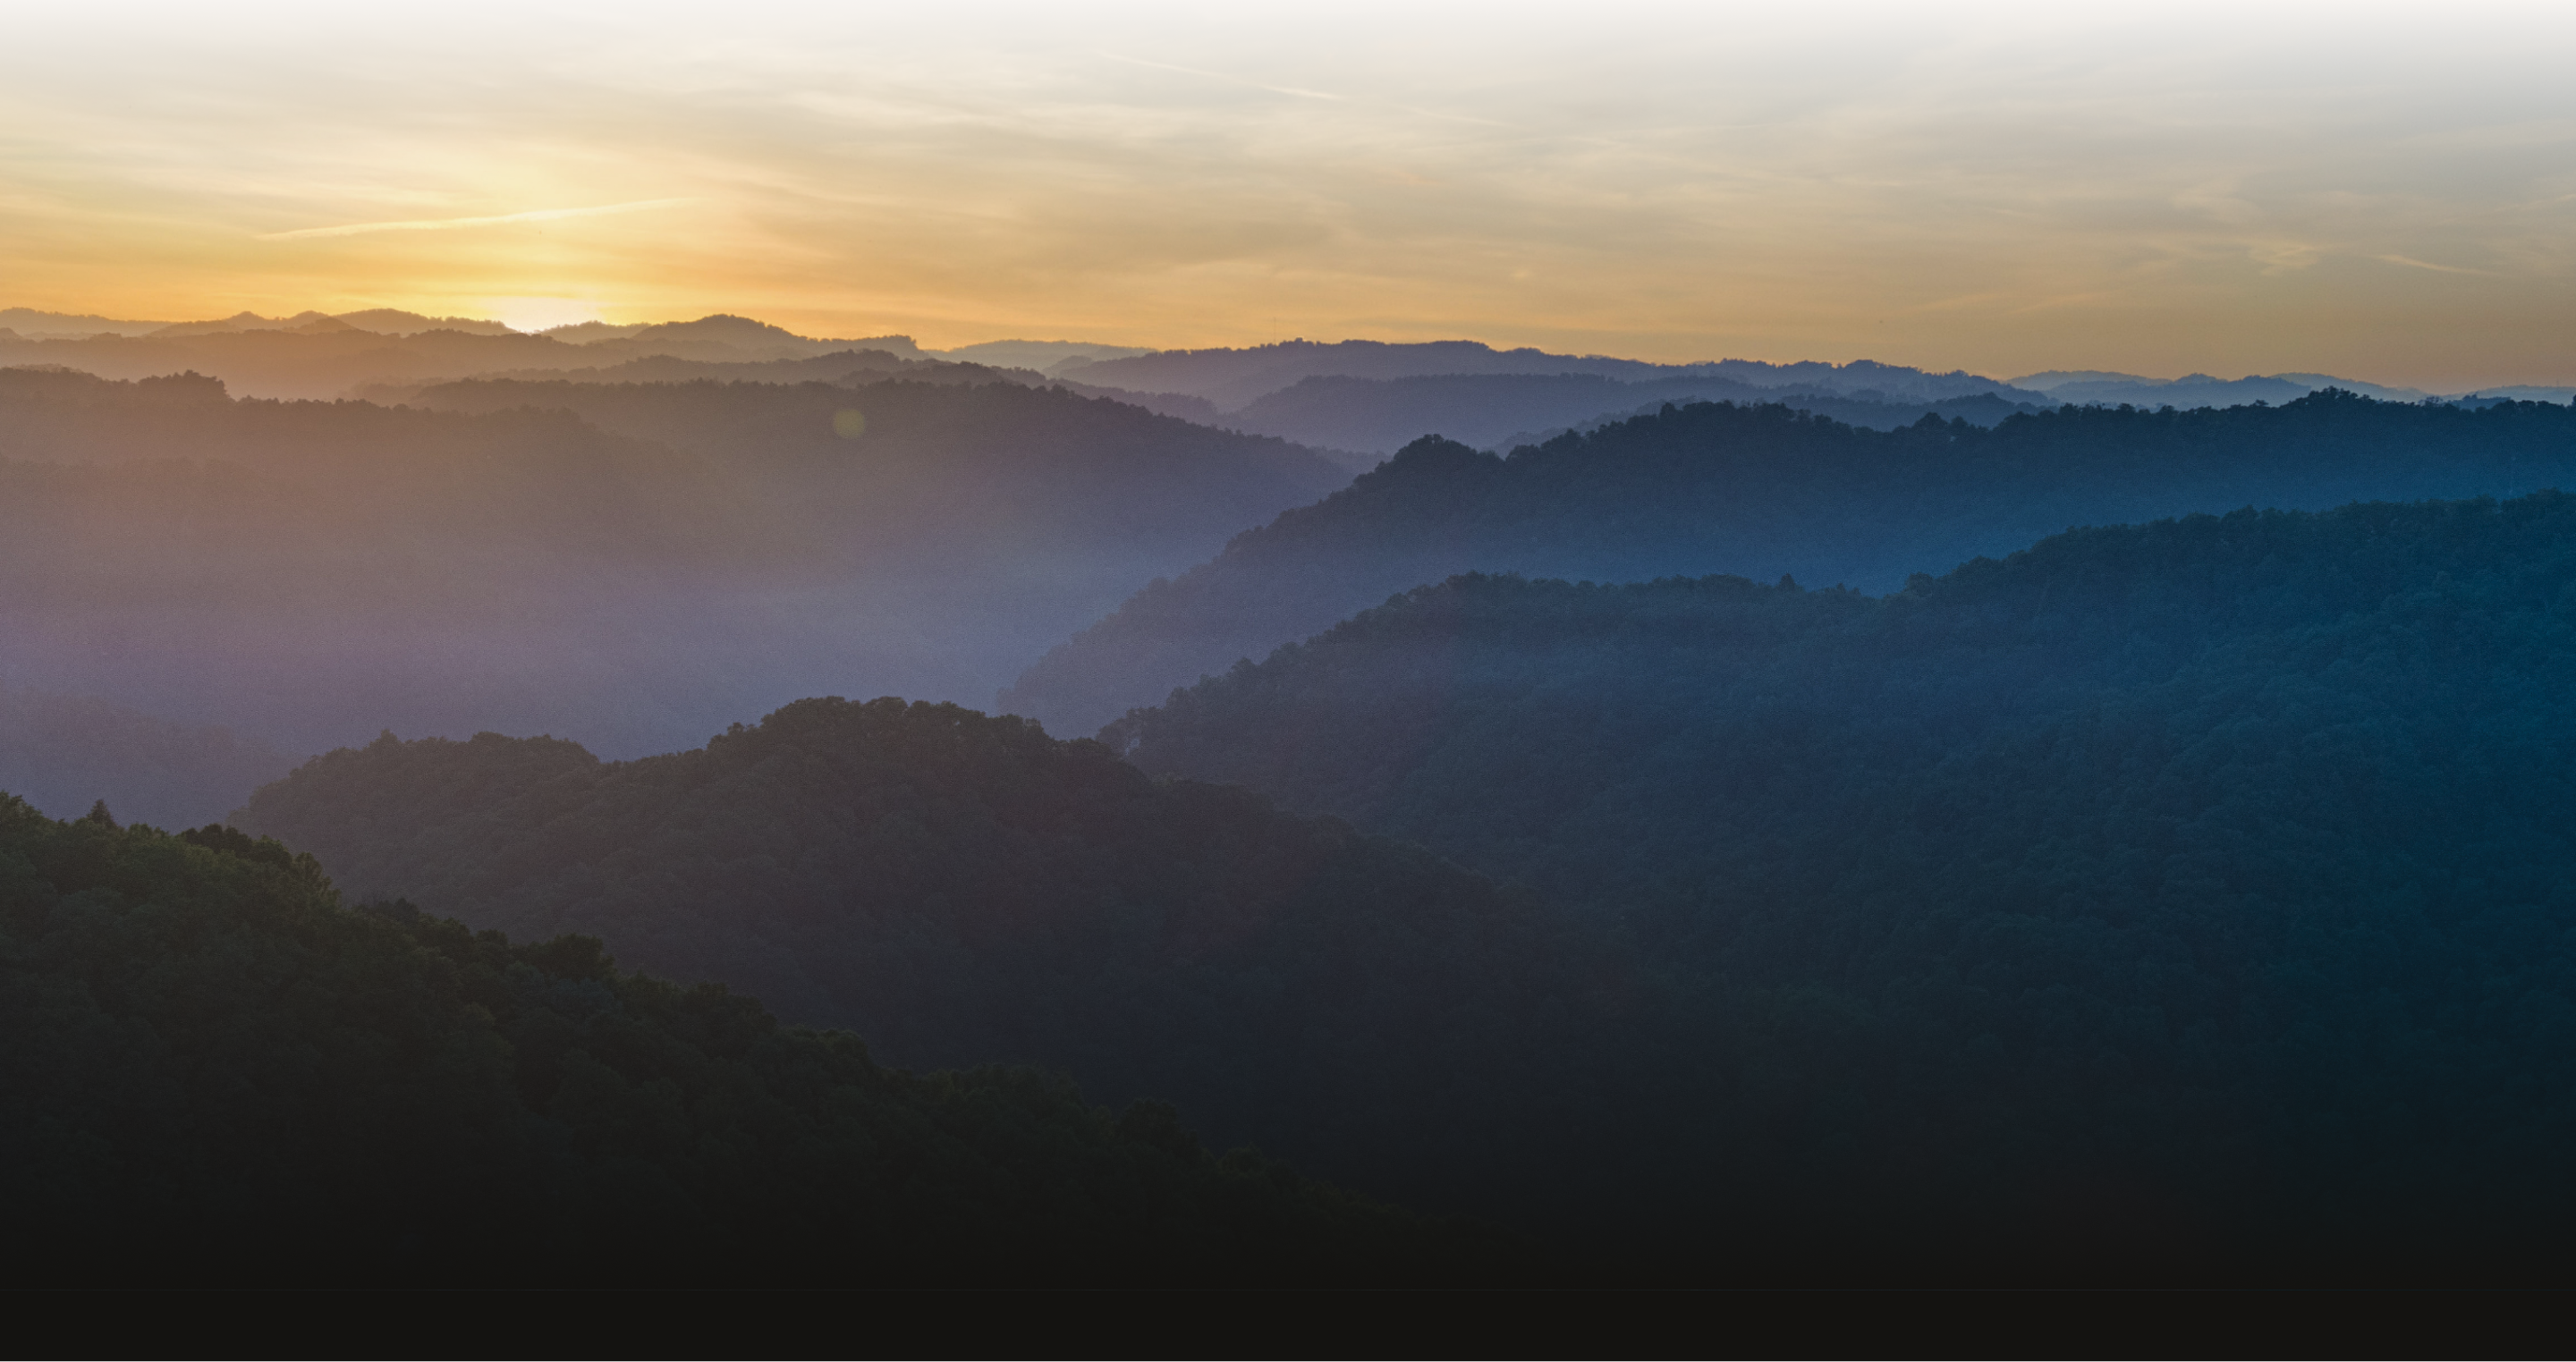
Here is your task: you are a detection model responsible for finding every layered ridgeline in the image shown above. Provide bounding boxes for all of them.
[1049,340,2049,464]
[1109,493,2576,1252]
[1054,339,2041,409]
[1216,373,2045,458]
[0,312,936,400]
[1003,391,2576,736]
[237,698,1640,1227]
[0,802,1480,1282]
[0,368,1339,761]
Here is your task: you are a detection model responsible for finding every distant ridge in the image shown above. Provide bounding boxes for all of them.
[939,339,1155,373]
[999,390,2576,736]
[0,312,931,399]
[0,308,175,338]
[327,309,519,336]
[2003,368,2576,406]
[1059,339,2045,410]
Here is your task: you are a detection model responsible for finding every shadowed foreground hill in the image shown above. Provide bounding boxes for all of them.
[239,698,1636,1222]
[236,526,2576,1271]
[0,799,1486,1283]
[1003,391,2576,736]
[1109,493,2576,1259]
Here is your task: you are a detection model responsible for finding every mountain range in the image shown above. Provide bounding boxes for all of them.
[0,366,1341,775]
[1002,390,2576,737]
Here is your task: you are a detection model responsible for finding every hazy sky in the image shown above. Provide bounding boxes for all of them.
[4,0,2572,385]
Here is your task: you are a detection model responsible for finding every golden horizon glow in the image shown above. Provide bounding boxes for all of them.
[6,1,2576,387]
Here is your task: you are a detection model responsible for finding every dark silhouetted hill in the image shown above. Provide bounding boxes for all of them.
[1106,493,2576,1266]
[1000,391,2576,737]
[238,698,1636,1226]
[0,796,1480,1283]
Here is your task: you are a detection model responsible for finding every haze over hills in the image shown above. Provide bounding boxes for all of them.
[225,493,2576,1265]
[1001,391,2576,738]
[1097,493,2576,1256]
[8,298,2576,1274]
[1059,340,2049,410]
[0,367,1342,770]
[2009,368,2576,407]
[1221,372,2051,456]
[18,0,2576,1288]
[0,683,293,828]
[0,311,930,399]
[943,339,1157,373]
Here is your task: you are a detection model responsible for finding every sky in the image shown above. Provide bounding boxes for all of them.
[4,0,2572,387]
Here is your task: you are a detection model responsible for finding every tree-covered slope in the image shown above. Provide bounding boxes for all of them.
[0,799,1479,1283]
[1107,493,2576,1256]
[1000,392,2576,737]
[237,698,1633,1220]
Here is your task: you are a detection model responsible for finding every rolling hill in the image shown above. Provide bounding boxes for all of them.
[1105,492,2576,1265]
[0,368,1345,763]
[0,797,1480,1282]
[1001,391,2576,737]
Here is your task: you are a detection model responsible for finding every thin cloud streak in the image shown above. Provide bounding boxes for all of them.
[2374,254,2493,276]
[1096,51,1513,128]
[260,199,694,241]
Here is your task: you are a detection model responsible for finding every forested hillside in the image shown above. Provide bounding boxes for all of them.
[1107,492,2576,1261]
[0,799,1478,1282]
[1002,391,2576,736]
[0,368,1342,760]
[231,486,2576,1269]
[237,698,1642,1223]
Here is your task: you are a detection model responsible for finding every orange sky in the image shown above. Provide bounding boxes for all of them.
[6,1,2574,386]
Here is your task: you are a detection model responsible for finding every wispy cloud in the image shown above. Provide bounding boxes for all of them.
[1097,52,1512,128]
[1097,52,1343,103]
[259,199,692,241]
[2374,254,2491,275]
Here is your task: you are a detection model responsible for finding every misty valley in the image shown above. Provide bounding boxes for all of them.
[8,311,2576,1284]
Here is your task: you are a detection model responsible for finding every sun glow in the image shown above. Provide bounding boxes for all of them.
[5,0,2576,385]
[478,297,613,334]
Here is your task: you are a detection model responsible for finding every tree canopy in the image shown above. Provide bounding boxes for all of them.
[1109,492,2576,1269]
[0,793,1492,1284]
[238,698,1638,1226]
